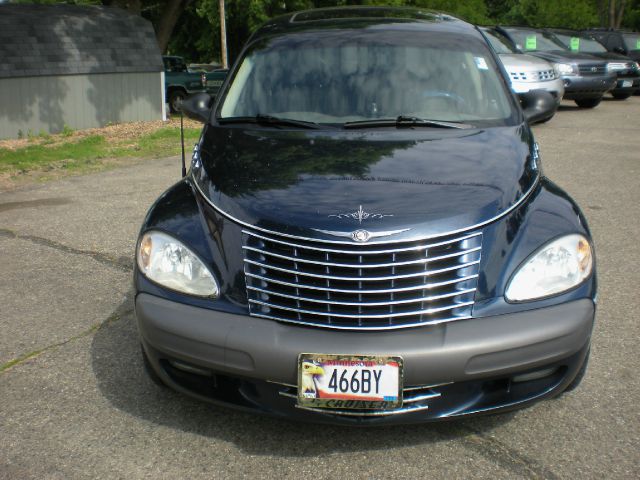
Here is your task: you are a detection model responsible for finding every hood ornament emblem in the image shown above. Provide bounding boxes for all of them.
[312,227,410,242]
[328,205,393,224]
[314,205,408,242]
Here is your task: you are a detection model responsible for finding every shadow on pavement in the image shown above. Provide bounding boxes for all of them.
[91,294,515,456]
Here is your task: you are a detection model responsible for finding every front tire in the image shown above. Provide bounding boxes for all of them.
[168,89,186,113]
[574,98,601,109]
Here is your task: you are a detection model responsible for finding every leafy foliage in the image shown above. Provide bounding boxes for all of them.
[10,1,640,61]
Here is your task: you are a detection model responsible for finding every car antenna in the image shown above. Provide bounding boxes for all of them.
[180,108,186,177]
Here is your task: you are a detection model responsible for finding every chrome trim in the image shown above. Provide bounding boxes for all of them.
[247,286,476,307]
[404,382,453,391]
[327,205,393,223]
[242,245,481,269]
[192,171,539,245]
[278,391,297,399]
[247,311,472,330]
[243,229,482,255]
[403,392,442,403]
[267,380,296,389]
[312,227,410,240]
[245,271,478,294]
[248,298,474,320]
[244,258,481,282]
[295,403,430,416]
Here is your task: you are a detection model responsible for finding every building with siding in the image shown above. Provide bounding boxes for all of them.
[0,4,165,139]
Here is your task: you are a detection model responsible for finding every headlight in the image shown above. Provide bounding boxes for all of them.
[554,63,578,76]
[505,234,593,302]
[137,231,219,297]
[607,62,627,72]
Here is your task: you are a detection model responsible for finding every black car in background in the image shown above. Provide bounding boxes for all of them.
[498,26,616,108]
[135,7,595,425]
[549,29,640,99]
[585,29,640,63]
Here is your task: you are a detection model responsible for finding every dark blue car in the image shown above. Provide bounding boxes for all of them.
[134,7,596,425]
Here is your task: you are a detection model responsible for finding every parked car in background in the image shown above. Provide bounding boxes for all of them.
[584,29,640,63]
[163,55,227,113]
[481,27,564,115]
[135,7,595,425]
[498,26,616,108]
[548,29,640,100]
[188,63,223,73]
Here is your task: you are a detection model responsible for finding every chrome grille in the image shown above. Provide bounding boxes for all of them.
[579,64,606,75]
[242,229,482,330]
[274,381,449,416]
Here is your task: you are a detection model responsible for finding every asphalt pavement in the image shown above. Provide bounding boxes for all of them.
[1,97,639,479]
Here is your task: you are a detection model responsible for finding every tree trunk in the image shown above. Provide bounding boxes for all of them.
[219,0,228,69]
[155,0,189,53]
[609,0,616,28]
[608,0,627,29]
[614,0,626,28]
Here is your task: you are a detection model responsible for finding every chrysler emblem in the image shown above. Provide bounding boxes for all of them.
[328,205,393,224]
[351,229,370,242]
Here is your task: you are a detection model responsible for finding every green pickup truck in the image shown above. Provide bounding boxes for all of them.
[163,56,227,113]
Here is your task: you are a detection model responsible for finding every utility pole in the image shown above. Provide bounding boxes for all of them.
[219,0,228,69]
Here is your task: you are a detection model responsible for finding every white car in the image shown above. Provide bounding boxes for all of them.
[482,27,564,106]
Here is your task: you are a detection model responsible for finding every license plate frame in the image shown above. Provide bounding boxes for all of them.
[297,353,403,410]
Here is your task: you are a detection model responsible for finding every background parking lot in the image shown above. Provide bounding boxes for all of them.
[1,98,639,479]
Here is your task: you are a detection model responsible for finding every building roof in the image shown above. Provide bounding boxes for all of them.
[0,4,163,79]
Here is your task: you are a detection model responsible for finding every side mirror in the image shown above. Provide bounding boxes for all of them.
[613,46,626,54]
[519,90,557,125]
[181,93,213,123]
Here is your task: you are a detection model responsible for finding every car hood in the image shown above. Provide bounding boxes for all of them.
[585,51,632,61]
[193,125,538,241]
[528,50,608,65]
[499,53,554,70]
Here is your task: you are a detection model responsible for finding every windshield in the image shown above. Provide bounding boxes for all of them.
[623,33,640,50]
[483,29,518,54]
[218,29,516,127]
[553,33,607,53]
[505,29,568,52]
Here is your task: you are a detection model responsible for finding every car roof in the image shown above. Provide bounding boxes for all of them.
[249,6,482,43]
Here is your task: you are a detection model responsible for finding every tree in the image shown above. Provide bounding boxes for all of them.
[503,0,599,28]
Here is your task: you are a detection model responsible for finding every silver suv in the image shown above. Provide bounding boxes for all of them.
[482,27,564,107]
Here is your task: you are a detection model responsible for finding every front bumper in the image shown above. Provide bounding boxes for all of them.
[562,74,617,99]
[511,77,565,104]
[611,76,640,95]
[136,293,595,424]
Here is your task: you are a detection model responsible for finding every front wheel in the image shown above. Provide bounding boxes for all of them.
[168,89,186,113]
[574,98,601,109]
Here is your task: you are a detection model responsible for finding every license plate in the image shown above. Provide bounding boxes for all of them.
[297,353,403,410]
[206,80,222,87]
[622,80,633,87]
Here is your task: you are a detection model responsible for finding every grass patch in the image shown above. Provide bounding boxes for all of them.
[0,125,201,179]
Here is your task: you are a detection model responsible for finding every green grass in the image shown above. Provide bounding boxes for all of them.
[0,126,201,177]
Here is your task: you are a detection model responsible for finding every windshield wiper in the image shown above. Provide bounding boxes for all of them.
[218,115,322,129]
[344,116,473,130]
